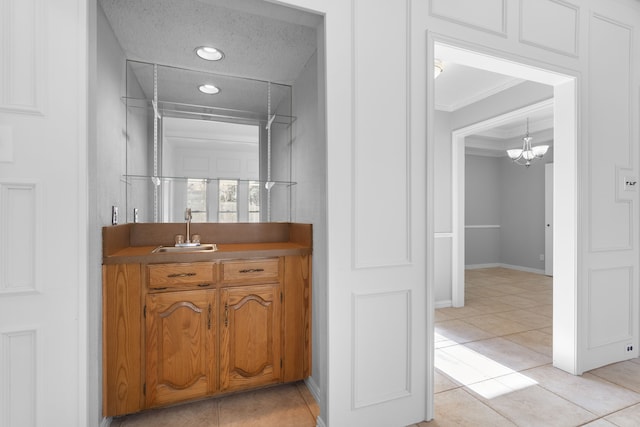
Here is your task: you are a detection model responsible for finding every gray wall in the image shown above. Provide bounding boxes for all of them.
[434,110,453,303]
[465,150,552,271]
[499,152,550,271]
[465,155,501,266]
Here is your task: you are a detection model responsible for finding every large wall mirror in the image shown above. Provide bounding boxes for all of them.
[124,60,294,223]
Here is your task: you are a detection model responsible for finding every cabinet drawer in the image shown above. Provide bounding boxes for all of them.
[147,262,216,290]
[221,258,280,284]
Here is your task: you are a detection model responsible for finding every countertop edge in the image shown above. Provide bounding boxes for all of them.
[103,243,312,265]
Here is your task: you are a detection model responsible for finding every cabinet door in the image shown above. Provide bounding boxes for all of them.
[145,290,216,407]
[220,284,281,392]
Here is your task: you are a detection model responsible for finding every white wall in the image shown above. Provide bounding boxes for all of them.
[291,49,327,415]
[96,4,127,223]
[92,5,129,425]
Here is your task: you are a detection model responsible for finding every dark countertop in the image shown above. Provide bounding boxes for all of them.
[103,242,311,265]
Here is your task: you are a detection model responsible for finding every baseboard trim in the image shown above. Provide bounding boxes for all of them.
[100,417,111,427]
[465,263,501,270]
[304,377,324,427]
[435,300,452,309]
[304,376,321,405]
[466,263,545,275]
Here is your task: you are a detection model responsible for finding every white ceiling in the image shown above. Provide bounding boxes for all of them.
[435,62,525,112]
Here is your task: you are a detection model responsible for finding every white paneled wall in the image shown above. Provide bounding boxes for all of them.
[275,0,640,424]
[430,0,507,36]
[519,0,579,57]
[353,0,411,268]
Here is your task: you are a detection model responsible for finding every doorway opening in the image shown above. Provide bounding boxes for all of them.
[429,39,579,419]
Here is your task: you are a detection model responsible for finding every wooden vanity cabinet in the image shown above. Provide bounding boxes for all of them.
[145,289,217,408]
[220,258,282,392]
[103,253,310,417]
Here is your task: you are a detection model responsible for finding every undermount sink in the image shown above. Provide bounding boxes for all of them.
[152,243,218,254]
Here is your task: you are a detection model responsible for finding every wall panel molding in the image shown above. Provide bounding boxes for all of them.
[1,328,37,427]
[587,267,633,348]
[352,0,411,268]
[588,13,633,252]
[0,0,45,115]
[429,0,507,37]
[519,0,579,57]
[0,182,38,295]
[352,290,411,408]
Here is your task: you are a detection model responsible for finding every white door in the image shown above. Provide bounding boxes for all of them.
[0,1,87,426]
[545,163,553,276]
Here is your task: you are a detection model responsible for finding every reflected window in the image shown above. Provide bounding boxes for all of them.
[248,181,260,222]
[187,179,207,222]
[219,180,238,222]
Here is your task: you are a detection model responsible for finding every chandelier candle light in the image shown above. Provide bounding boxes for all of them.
[506,118,549,167]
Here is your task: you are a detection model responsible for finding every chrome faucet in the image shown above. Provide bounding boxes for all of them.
[185,207,192,243]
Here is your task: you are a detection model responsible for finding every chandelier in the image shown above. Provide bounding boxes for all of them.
[506,118,549,167]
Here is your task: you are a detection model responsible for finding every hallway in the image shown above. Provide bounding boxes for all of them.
[420,267,640,426]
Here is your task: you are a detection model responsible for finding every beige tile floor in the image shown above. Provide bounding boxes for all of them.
[110,381,319,427]
[413,267,640,427]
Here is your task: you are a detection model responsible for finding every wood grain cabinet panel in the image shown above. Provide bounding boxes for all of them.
[221,258,281,285]
[145,290,217,407]
[220,284,281,392]
[102,264,143,417]
[147,262,216,290]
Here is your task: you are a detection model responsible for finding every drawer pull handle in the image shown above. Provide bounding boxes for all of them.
[197,283,210,287]
[153,287,168,291]
[238,268,265,274]
[167,272,196,278]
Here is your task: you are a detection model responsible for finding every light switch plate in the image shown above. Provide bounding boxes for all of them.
[624,176,638,192]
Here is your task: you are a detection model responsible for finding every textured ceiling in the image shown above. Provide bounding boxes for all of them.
[100,0,320,121]
[100,0,320,85]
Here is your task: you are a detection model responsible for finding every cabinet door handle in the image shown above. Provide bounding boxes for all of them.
[167,272,196,278]
[197,283,210,287]
[224,303,229,327]
[238,268,264,274]
[207,304,212,330]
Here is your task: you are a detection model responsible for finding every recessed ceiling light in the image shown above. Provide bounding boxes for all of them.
[195,46,224,61]
[198,84,220,95]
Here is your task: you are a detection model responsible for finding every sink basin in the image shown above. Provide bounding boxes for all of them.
[152,243,217,254]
